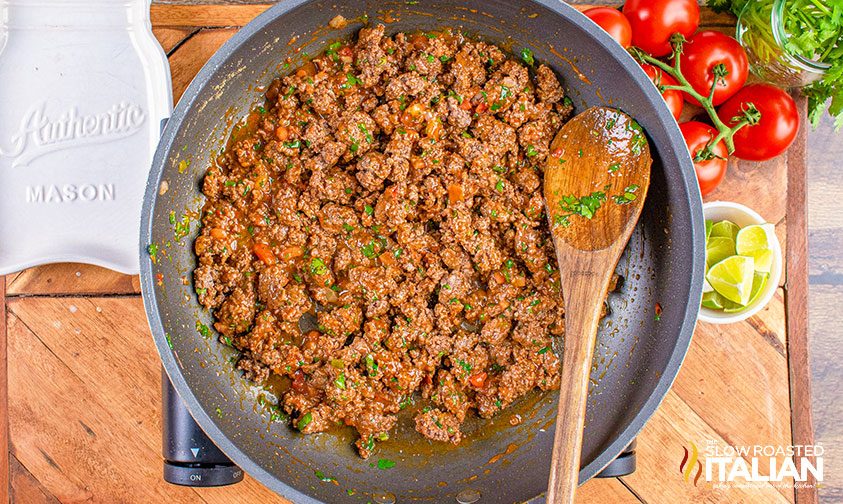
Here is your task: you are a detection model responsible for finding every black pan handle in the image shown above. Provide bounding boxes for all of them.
[595,439,636,478]
[161,369,244,487]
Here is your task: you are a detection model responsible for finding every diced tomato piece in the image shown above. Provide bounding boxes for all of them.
[448,183,464,204]
[253,243,277,265]
[469,372,487,388]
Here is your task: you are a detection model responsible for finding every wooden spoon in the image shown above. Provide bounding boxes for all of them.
[543,106,652,503]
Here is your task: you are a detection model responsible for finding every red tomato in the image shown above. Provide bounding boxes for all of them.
[677,31,748,106]
[468,372,488,388]
[641,64,684,120]
[717,84,799,161]
[623,0,700,57]
[679,121,728,196]
[584,7,632,48]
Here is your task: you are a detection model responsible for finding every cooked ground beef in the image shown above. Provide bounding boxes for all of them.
[195,25,574,458]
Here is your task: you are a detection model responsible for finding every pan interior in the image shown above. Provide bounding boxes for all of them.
[141,1,703,502]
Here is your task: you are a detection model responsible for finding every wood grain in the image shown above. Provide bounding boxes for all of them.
[149,2,738,28]
[169,28,239,102]
[785,97,818,504]
[10,455,58,504]
[5,265,139,297]
[544,107,652,503]
[0,276,7,504]
[6,297,286,504]
[678,292,794,502]
[1,4,811,504]
[576,478,642,503]
[624,390,791,504]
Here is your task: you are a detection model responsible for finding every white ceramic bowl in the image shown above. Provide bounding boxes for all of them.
[698,201,783,324]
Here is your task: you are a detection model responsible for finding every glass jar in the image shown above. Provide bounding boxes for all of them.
[736,0,829,88]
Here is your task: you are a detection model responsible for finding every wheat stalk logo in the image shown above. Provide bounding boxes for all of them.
[680,442,703,486]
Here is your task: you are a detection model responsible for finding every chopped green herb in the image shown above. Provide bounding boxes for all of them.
[377,458,396,470]
[554,190,607,227]
[364,204,374,216]
[297,412,313,430]
[196,321,211,338]
[495,179,504,192]
[341,72,363,89]
[520,47,535,66]
[335,372,347,390]
[526,145,538,157]
[537,346,550,354]
[612,184,640,205]
[361,241,377,258]
[310,257,328,275]
[283,139,301,149]
[314,470,335,482]
[358,123,374,143]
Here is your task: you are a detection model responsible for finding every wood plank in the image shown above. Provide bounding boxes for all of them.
[5,265,139,297]
[6,296,284,504]
[676,292,794,501]
[576,478,642,503]
[786,96,818,504]
[151,4,271,26]
[809,284,843,502]
[154,26,199,54]
[9,455,58,504]
[0,275,7,504]
[149,3,737,28]
[170,28,239,103]
[623,391,791,504]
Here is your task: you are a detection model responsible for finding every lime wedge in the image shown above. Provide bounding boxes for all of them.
[706,236,736,268]
[748,272,768,305]
[705,220,713,242]
[707,255,755,305]
[710,220,740,241]
[701,291,724,310]
[736,224,775,273]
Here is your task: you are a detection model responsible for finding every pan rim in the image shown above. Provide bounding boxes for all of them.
[139,0,705,500]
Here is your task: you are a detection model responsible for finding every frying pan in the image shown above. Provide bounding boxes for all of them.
[140,1,705,502]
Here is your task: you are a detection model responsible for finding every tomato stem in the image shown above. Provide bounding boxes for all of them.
[629,36,760,156]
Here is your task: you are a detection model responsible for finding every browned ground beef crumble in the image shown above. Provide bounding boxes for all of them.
[194,25,575,458]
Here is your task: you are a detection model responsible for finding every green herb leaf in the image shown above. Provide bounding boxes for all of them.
[310,257,328,275]
[520,47,535,66]
[377,458,396,470]
[297,412,313,430]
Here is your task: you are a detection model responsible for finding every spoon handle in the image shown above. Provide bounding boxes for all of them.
[546,260,616,503]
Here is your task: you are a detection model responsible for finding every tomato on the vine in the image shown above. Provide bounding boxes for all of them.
[623,0,700,57]
[641,63,684,120]
[717,84,799,161]
[677,30,748,106]
[679,121,728,196]
[583,7,632,48]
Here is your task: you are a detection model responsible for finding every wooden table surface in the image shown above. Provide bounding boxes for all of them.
[0,3,817,503]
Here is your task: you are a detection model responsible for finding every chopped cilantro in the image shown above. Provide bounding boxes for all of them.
[297,412,313,430]
[521,47,535,66]
[377,458,396,470]
[310,257,328,275]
